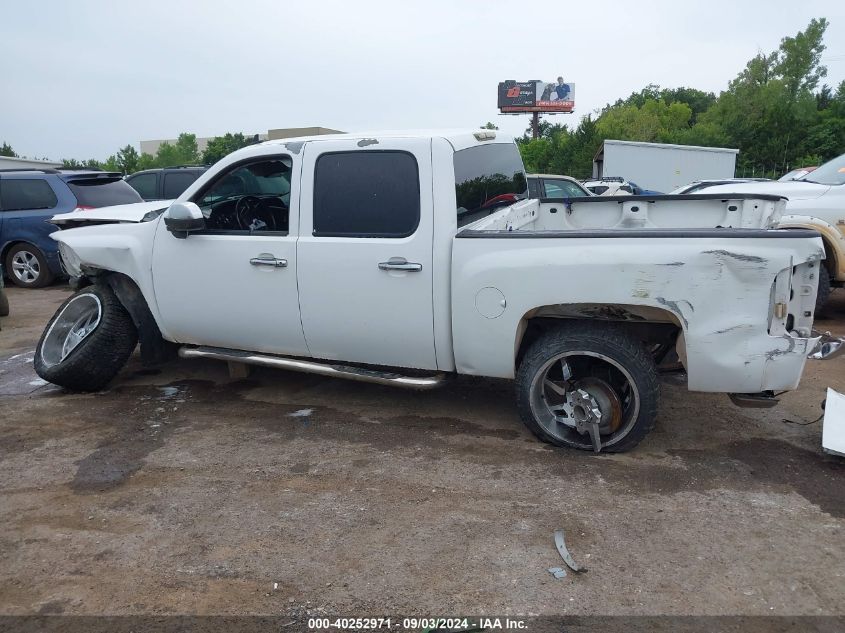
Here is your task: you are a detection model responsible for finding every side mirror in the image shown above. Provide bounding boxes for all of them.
[164,201,205,238]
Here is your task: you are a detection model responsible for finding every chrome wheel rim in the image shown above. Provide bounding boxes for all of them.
[40,294,102,367]
[11,250,41,284]
[528,351,640,450]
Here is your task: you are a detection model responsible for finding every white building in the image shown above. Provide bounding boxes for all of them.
[593,139,739,193]
[0,156,63,170]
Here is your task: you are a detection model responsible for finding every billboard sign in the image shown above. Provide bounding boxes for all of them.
[498,79,575,113]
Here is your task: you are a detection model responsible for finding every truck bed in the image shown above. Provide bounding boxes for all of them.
[451,197,824,394]
[471,193,787,232]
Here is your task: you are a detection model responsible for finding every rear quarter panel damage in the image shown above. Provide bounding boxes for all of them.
[451,233,824,393]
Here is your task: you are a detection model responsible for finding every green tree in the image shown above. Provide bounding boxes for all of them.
[137,153,157,171]
[116,144,139,174]
[480,122,499,130]
[173,133,200,164]
[201,132,253,165]
[0,142,16,157]
[101,155,120,172]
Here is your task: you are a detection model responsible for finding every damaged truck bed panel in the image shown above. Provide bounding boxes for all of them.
[452,226,822,392]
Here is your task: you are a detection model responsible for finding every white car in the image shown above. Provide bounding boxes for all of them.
[36,130,830,453]
[670,178,772,195]
[704,153,845,310]
[582,177,633,196]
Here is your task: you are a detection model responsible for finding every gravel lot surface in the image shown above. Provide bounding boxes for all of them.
[1,285,843,619]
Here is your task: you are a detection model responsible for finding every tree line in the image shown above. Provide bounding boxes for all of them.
[0,132,257,174]
[516,18,842,180]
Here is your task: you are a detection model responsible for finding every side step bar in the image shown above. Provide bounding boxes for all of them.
[178,346,448,390]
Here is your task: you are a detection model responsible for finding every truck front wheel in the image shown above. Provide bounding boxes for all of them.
[516,323,659,453]
[35,285,138,391]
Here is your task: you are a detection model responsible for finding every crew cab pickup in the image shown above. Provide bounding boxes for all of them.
[36,130,829,453]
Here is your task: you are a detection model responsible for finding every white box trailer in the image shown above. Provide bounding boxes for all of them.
[593,139,739,193]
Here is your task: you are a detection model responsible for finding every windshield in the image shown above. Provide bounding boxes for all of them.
[803,154,845,186]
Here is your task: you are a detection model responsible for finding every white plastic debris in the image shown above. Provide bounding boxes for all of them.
[822,388,845,457]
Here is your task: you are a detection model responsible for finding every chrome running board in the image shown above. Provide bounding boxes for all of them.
[178,346,448,390]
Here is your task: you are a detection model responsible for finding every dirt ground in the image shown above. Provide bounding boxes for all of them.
[1,284,844,619]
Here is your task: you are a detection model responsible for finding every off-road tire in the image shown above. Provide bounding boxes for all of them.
[516,322,660,453]
[5,243,54,288]
[35,285,138,391]
[815,268,832,314]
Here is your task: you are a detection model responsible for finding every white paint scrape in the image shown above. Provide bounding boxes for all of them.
[822,388,845,457]
[288,409,313,418]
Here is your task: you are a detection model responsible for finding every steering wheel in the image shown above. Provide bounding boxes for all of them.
[235,195,277,232]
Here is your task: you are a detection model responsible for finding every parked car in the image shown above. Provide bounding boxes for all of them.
[704,152,845,310]
[669,178,772,194]
[38,130,829,454]
[527,174,592,199]
[779,166,818,182]
[583,177,662,196]
[0,169,142,288]
[125,166,208,201]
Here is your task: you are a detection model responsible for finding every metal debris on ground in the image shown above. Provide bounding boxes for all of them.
[547,566,567,579]
[554,529,586,573]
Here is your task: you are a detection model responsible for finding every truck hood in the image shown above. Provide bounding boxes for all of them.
[51,200,174,226]
[703,180,831,201]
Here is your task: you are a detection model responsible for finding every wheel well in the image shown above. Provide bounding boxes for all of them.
[821,236,837,276]
[515,303,684,370]
[1,240,33,263]
[97,272,177,366]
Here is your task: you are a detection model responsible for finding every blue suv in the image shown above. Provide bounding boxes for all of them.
[0,169,142,288]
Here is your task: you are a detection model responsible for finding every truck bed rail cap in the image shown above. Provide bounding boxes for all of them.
[455,228,822,239]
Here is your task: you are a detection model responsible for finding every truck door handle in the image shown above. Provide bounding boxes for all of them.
[378,257,422,272]
[250,255,287,268]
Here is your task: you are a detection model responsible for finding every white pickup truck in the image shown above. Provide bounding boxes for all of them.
[36,130,830,453]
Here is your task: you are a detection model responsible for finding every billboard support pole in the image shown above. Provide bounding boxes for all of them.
[531,112,540,140]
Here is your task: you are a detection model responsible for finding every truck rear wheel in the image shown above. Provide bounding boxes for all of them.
[516,323,659,453]
[815,268,832,313]
[34,285,138,391]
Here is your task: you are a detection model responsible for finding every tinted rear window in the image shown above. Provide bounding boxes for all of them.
[67,178,142,207]
[313,151,420,237]
[163,172,199,198]
[126,172,157,199]
[454,143,526,227]
[0,179,58,211]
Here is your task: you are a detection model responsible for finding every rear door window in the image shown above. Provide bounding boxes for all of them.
[0,179,58,211]
[163,172,198,199]
[313,151,420,237]
[126,173,158,199]
[67,178,143,207]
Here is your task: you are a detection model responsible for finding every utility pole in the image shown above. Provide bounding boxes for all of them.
[531,112,540,139]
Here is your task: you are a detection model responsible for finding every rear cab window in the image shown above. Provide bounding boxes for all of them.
[66,177,142,207]
[453,143,526,227]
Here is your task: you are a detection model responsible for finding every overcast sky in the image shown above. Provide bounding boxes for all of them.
[2,0,843,161]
